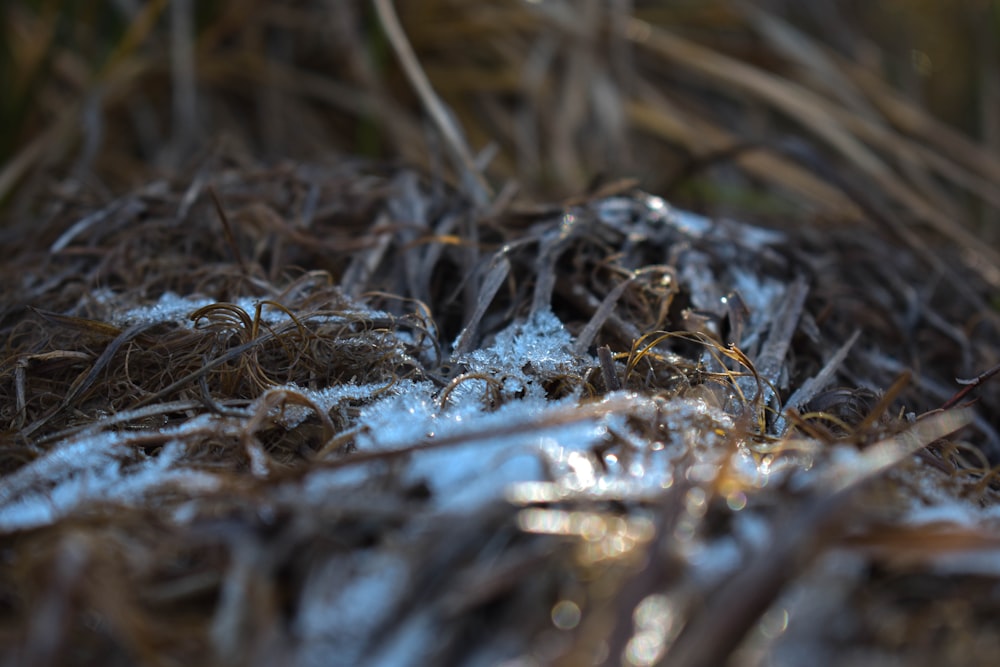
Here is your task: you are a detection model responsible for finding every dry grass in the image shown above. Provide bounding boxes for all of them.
[1,1,1000,666]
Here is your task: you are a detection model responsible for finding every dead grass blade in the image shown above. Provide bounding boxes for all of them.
[664,408,973,667]
[374,0,492,205]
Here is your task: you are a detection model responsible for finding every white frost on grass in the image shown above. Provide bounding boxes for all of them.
[0,415,239,531]
[321,310,641,510]
[367,612,436,667]
[112,291,215,326]
[453,308,583,401]
[922,549,1000,577]
[325,308,764,515]
[729,266,786,338]
[468,309,579,371]
[0,307,608,531]
[891,462,1000,532]
[112,291,391,329]
[267,381,391,429]
[350,382,594,511]
[294,552,409,667]
[0,431,130,508]
[0,436,219,532]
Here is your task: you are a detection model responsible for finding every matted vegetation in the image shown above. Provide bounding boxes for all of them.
[2,2,1000,666]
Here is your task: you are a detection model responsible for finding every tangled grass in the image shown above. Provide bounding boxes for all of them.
[2,2,1000,666]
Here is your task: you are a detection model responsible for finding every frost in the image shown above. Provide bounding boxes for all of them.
[269,381,389,429]
[461,309,579,372]
[351,384,588,510]
[294,553,408,667]
[113,291,215,326]
[10,190,994,666]
[0,431,130,507]
[925,550,1000,577]
[297,464,375,499]
[112,291,393,329]
[351,380,437,451]
[0,435,219,531]
[687,535,744,582]
[367,612,435,667]
[729,267,785,335]
[454,308,583,402]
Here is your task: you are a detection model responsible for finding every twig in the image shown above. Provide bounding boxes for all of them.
[942,361,1000,410]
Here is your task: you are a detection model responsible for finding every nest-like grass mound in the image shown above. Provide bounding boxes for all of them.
[2,2,1000,666]
[0,154,998,666]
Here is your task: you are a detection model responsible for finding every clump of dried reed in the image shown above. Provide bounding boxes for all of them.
[1,1,1000,666]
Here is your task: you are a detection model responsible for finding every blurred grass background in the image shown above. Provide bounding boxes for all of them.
[1,0,999,245]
